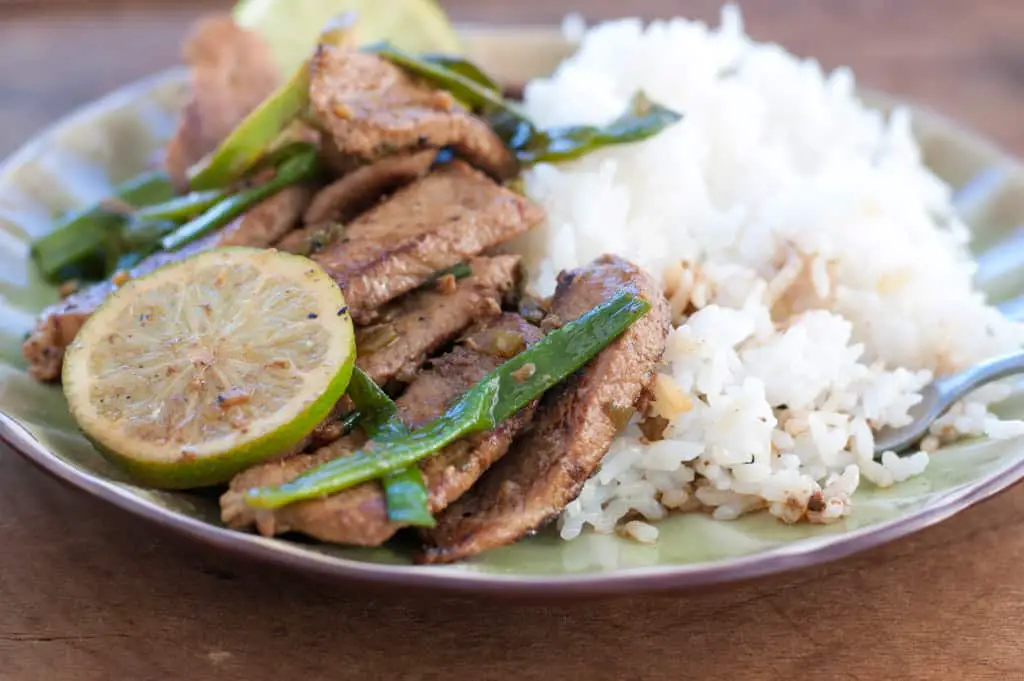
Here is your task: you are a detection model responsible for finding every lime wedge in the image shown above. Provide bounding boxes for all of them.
[62,248,355,489]
[233,0,465,75]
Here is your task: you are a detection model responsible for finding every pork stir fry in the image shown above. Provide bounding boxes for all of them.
[309,45,519,179]
[222,314,544,545]
[25,11,680,561]
[422,257,671,563]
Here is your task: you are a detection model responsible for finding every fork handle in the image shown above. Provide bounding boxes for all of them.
[934,349,1024,405]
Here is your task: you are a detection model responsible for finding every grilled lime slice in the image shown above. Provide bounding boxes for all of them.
[234,0,465,75]
[62,248,355,489]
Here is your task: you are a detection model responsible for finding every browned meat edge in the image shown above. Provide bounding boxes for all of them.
[308,255,520,446]
[275,150,437,257]
[303,150,438,225]
[221,314,543,546]
[309,46,518,180]
[355,255,520,383]
[419,255,672,564]
[220,185,312,247]
[312,161,542,325]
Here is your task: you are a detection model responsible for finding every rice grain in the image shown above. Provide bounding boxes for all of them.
[511,6,1024,541]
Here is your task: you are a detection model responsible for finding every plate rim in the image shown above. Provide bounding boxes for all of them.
[3,33,1024,597]
[6,409,1024,596]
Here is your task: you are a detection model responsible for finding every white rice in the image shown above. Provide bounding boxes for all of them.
[508,6,1024,539]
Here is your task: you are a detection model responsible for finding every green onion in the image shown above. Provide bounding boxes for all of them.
[186,17,354,191]
[346,368,433,527]
[420,53,502,93]
[186,65,313,191]
[133,188,230,223]
[243,291,651,509]
[363,42,510,113]
[338,409,362,436]
[162,144,319,251]
[505,92,683,165]
[30,170,175,282]
[365,43,682,166]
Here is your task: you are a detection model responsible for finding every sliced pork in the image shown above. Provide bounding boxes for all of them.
[309,255,521,445]
[312,161,542,325]
[420,255,671,563]
[220,185,311,247]
[221,314,542,545]
[302,150,437,225]
[355,255,519,383]
[309,46,517,180]
[275,150,437,257]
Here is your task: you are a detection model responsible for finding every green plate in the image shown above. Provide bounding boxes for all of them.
[2,27,1024,596]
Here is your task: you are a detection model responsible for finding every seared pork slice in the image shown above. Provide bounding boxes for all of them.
[313,161,542,325]
[165,14,279,188]
[308,255,520,445]
[309,46,517,180]
[355,255,519,383]
[420,255,672,563]
[223,430,367,537]
[275,150,437,256]
[220,184,311,247]
[302,150,437,225]
[221,314,543,545]
[22,189,310,381]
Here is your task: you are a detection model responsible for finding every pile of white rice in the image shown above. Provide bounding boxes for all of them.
[509,7,1024,542]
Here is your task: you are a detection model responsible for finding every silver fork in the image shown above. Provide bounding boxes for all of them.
[872,350,1024,454]
[873,168,1024,455]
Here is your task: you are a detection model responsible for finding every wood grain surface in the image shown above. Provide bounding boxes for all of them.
[1,1,1023,679]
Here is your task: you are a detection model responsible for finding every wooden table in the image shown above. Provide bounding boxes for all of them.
[2,2,1023,679]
